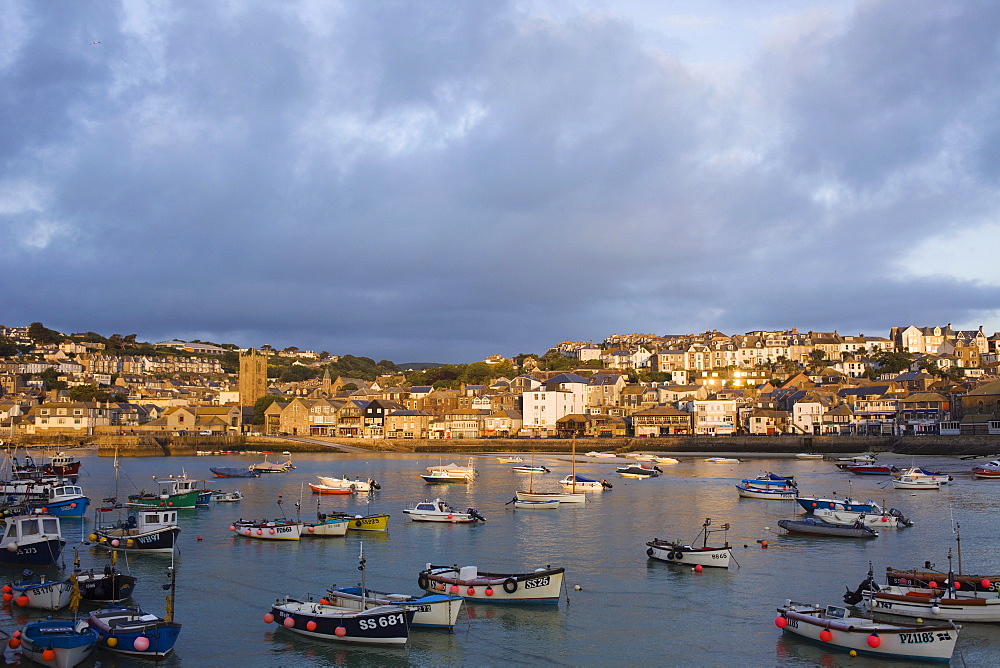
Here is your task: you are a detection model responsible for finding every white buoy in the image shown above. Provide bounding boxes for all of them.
[574,585,581,591]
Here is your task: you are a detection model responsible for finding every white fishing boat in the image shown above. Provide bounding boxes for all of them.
[325,586,465,628]
[515,439,587,503]
[316,476,380,492]
[892,467,952,485]
[558,474,612,491]
[418,564,565,604]
[0,515,66,566]
[511,465,550,474]
[616,463,661,478]
[892,475,941,490]
[646,518,733,568]
[837,454,877,464]
[813,507,913,528]
[91,508,181,553]
[302,516,350,536]
[213,490,244,502]
[6,572,73,610]
[421,460,477,484]
[585,451,616,458]
[402,498,485,523]
[776,600,959,661]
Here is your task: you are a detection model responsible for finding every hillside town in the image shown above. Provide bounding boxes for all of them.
[3,323,1000,441]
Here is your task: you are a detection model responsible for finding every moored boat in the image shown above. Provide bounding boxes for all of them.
[308,482,354,495]
[796,496,881,513]
[886,567,1000,594]
[736,479,798,500]
[971,458,1000,478]
[18,618,100,668]
[421,460,477,484]
[511,465,550,474]
[209,467,261,478]
[777,517,878,538]
[558,474,612,490]
[316,476,380,492]
[6,572,72,610]
[515,490,586,503]
[418,564,565,605]
[775,600,959,661]
[892,476,941,490]
[88,605,182,658]
[512,499,560,510]
[844,464,898,476]
[318,511,390,532]
[795,453,824,459]
[402,498,485,523]
[325,586,465,628]
[704,457,740,463]
[893,467,953,484]
[213,490,244,502]
[615,463,661,478]
[26,483,90,519]
[232,518,303,541]
[126,476,200,509]
[850,580,1000,622]
[496,456,523,464]
[646,518,733,569]
[250,459,294,474]
[302,516,350,537]
[0,514,66,565]
[653,456,679,464]
[813,507,913,528]
[91,509,180,553]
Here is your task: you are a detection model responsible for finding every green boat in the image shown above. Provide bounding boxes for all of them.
[126,475,202,509]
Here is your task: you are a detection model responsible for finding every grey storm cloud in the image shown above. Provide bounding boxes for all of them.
[2,1,1000,362]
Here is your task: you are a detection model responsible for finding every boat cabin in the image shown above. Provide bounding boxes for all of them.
[414,500,453,513]
[2,515,62,543]
[45,485,85,502]
[128,509,178,532]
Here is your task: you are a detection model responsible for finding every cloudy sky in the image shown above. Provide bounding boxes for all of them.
[3,1,1000,363]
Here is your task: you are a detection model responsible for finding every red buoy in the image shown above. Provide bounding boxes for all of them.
[867,633,881,648]
[774,616,787,629]
[467,587,476,595]
[263,613,274,624]
[819,629,832,642]
[485,586,494,596]
[283,617,295,628]
[335,626,347,637]
[306,621,317,631]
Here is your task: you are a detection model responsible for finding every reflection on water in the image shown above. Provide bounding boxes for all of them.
[0,452,997,666]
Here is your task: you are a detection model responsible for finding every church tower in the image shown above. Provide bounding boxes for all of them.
[239,349,269,407]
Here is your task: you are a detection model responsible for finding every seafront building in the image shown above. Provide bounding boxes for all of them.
[2,324,1000,439]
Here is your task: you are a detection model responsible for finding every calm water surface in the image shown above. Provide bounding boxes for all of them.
[1,451,998,667]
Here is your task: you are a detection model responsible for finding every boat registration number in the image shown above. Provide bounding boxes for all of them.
[355,518,381,525]
[358,613,406,630]
[900,632,946,644]
[33,586,55,594]
[273,526,295,534]
[524,576,549,589]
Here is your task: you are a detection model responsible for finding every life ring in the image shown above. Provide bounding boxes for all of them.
[503,578,518,594]
[646,547,654,557]
[417,574,430,590]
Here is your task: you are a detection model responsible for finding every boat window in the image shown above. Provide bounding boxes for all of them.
[22,520,40,536]
[42,519,59,534]
[4,523,16,539]
[144,514,158,522]
[825,606,847,618]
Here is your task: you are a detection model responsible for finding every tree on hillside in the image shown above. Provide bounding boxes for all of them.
[0,337,20,357]
[807,349,827,368]
[28,322,64,345]
[538,349,575,371]
[460,362,494,385]
[252,395,279,424]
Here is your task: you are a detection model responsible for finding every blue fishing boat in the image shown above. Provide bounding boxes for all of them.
[26,483,91,518]
[795,496,881,513]
[18,618,100,667]
[88,606,182,657]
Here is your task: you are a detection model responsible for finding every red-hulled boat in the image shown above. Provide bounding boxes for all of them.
[12,452,82,479]
[845,464,898,476]
[971,458,1000,479]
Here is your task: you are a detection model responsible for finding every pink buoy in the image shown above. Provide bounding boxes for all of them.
[954,581,961,590]
[308,526,315,532]
[133,636,150,652]
[811,503,817,508]
[929,581,938,588]
[283,617,295,628]
[256,529,263,535]
[70,503,77,508]
[306,621,317,631]
[263,613,274,624]
[447,514,453,519]
[335,626,347,637]
[230,525,236,531]
[269,528,275,534]
[819,629,832,642]
[867,633,881,648]
[774,616,787,629]
[245,529,252,535]
[111,539,120,547]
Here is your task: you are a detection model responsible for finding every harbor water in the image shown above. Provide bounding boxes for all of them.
[2,451,999,666]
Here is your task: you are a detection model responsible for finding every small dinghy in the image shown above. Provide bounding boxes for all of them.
[213,490,244,502]
[646,518,733,569]
[418,564,565,604]
[18,618,100,668]
[403,498,486,523]
[892,476,941,490]
[775,600,959,661]
[5,571,72,610]
[316,476,380,492]
[302,516,350,537]
[511,499,560,510]
[88,606,182,658]
[308,482,354,495]
[496,456,523,464]
[705,457,740,463]
[971,458,1000,478]
[796,496,881,513]
[210,467,260,478]
[777,517,878,538]
[794,453,824,459]
[511,465,550,474]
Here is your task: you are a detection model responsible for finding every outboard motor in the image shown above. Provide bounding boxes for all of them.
[843,565,879,605]
[467,508,486,522]
[369,479,381,490]
[601,479,613,489]
[888,508,913,527]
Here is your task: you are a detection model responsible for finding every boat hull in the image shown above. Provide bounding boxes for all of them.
[270,598,414,644]
[232,521,303,540]
[812,509,908,528]
[126,490,200,510]
[327,587,465,628]
[886,568,1000,594]
[646,541,731,568]
[303,519,350,536]
[736,485,797,500]
[321,513,390,531]
[863,587,1000,622]
[403,511,478,522]
[93,526,180,552]
[515,491,586,503]
[419,565,564,605]
[778,518,878,538]
[0,537,66,566]
[513,500,560,510]
[796,497,877,513]
[777,601,958,661]
[309,483,353,495]
[21,619,99,668]
[76,570,138,603]
[88,607,182,657]
[210,467,260,478]
[12,579,73,610]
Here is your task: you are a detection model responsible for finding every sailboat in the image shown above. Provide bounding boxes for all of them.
[515,439,586,504]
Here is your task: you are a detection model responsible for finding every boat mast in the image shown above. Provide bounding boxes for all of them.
[571,435,577,494]
[359,542,367,608]
[165,546,177,622]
